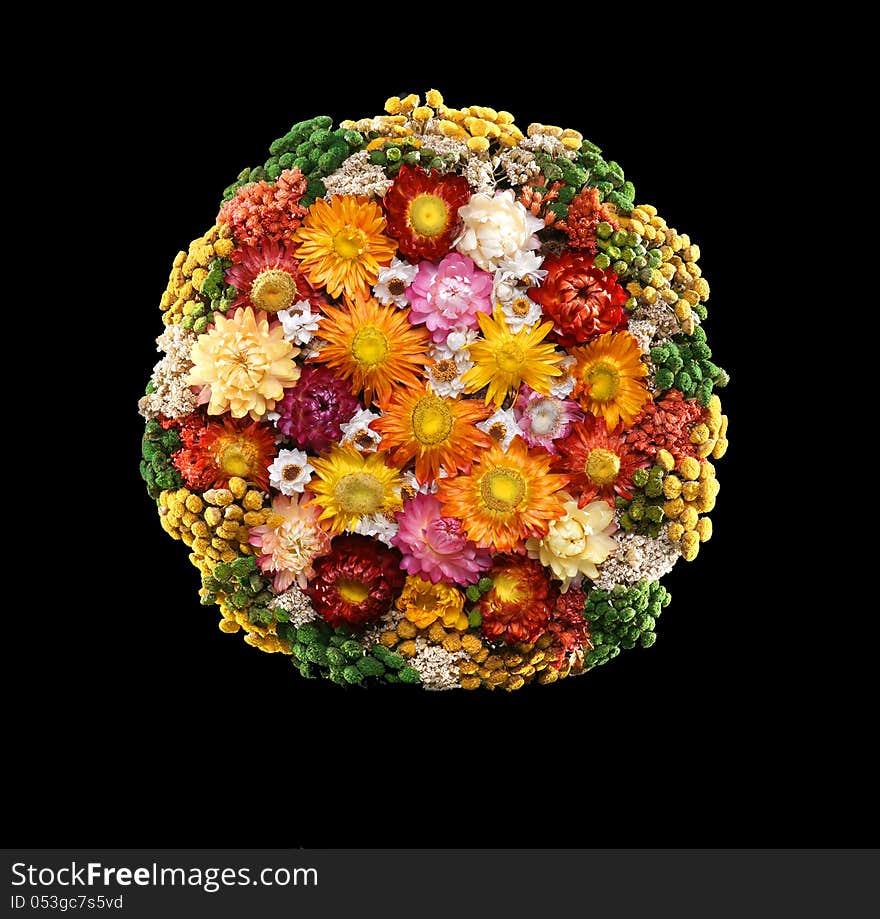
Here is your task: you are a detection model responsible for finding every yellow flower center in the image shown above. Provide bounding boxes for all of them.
[585,361,621,401]
[480,468,526,513]
[586,447,621,485]
[333,228,365,259]
[336,577,369,604]
[351,326,390,366]
[387,278,407,296]
[219,443,255,477]
[511,297,532,316]
[249,268,298,313]
[495,341,524,373]
[492,571,522,603]
[411,396,454,445]
[282,464,303,481]
[335,472,386,515]
[408,194,449,237]
[432,359,459,382]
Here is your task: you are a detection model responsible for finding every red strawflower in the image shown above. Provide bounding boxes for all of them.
[306,535,404,628]
[382,165,471,261]
[556,187,619,252]
[478,557,555,645]
[218,169,308,247]
[555,415,649,507]
[529,252,628,348]
[172,417,277,492]
[545,587,592,668]
[624,390,705,462]
[225,240,322,314]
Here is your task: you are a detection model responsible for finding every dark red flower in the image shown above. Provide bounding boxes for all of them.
[306,535,404,628]
[529,252,628,348]
[382,165,471,261]
[545,587,592,668]
[275,365,361,454]
[478,557,555,645]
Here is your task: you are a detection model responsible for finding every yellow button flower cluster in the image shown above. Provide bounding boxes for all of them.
[614,204,710,335]
[217,600,289,654]
[656,455,719,561]
[157,477,272,576]
[159,224,234,326]
[689,394,729,460]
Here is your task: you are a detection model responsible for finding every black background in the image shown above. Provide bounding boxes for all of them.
[7,57,871,847]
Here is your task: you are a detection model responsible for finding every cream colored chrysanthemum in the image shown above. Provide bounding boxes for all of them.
[455,189,543,272]
[526,496,617,590]
[187,307,300,420]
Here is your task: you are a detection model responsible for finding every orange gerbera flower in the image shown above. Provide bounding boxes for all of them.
[571,330,651,430]
[292,195,397,300]
[372,384,492,484]
[436,437,569,552]
[312,296,430,409]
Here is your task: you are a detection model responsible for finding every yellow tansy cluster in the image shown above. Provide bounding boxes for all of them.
[157,477,273,577]
[159,224,234,326]
[611,203,710,335]
[654,452,719,561]
[216,600,289,655]
[689,394,729,460]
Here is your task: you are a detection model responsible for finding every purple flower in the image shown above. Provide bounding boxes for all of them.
[275,365,361,453]
[405,252,493,343]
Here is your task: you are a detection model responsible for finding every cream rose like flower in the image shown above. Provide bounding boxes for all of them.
[455,189,544,273]
[187,306,300,420]
[526,497,617,591]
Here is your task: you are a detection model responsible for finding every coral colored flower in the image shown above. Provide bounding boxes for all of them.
[455,189,544,273]
[249,494,330,592]
[555,415,649,506]
[478,556,555,645]
[557,187,618,253]
[529,252,628,348]
[173,417,277,492]
[526,496,617,590]
[624,390,705,462]
[383,165,471,261]
[372,384,491,483]
[395,575,468,631]
[218,169,308,246]
[187,307,300,420]
[225,240,321,314]
[436,436,569,552]
[572,331,651,431]
[306,535,404,628]
[312,295,430,409]
[308,446,403,536]
[391,493,492,586]
[406,252,494,343]
[514,385,583,454]
[293,195,397,300]
[462,307,562,408]
[275,365,361,454]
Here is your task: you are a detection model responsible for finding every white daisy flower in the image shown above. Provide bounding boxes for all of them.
[339,408,382,451]
[476,407,522,450]
[425,343,473,399]
[432,328,479,358]
[550,354,578,399]
[353,513,399,546]
[267,448,314,496]
[499,248,547,285]
[501,293,542,332]
[373,257,419,307]
[277,300,322,346]
[493,269,521,303]
[400,470,439,499]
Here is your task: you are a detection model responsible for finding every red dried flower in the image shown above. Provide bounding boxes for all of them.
[218,169,309,247]
[382,165,471,261]
[555,415,649,507]
[306,535,404,628]
[225,240,322,314]
[557,187,619,252]
[478,557,555,645]
[545,587,592,668]
[624,390,705,462]
[529,252,628,348]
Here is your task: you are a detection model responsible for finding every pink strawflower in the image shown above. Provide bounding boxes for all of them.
[391,493,492,586]
[276,365,361,453]
[514,384,583,454]
[218,169,309,247]
[249,494,331,592]
[405,252,493,343]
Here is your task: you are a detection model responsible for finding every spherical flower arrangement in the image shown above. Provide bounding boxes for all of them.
[139,91,730,691]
